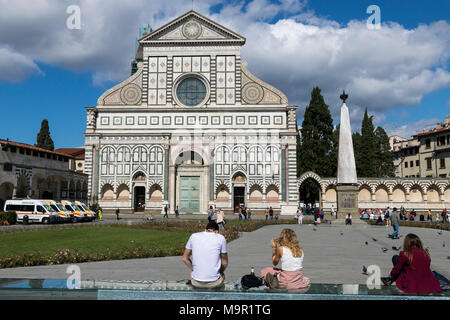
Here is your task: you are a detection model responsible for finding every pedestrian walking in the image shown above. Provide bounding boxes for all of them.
[265,207,269,221]
[175,206,179,219]
[163,204,169,219]
[207,205,214,222]
[115,208,120,220]
[98,208,103,221]
[269,207,274,220]
[389,207,400,239]
[297,208,303,225]
[216,208,225,231]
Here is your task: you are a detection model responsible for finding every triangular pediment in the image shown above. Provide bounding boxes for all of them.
[139,10,246,45]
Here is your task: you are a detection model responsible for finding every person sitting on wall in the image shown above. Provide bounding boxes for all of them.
[260,229,310,290]
[345,213,352,225]
[182,221,228,289]
[381,234,442,294]
[375,216,384,226]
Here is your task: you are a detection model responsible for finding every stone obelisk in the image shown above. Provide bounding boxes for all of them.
[336,91,359,220]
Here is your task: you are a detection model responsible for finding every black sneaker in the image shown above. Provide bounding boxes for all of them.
[381,277,392,286]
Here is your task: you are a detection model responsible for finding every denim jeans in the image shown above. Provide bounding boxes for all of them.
[392,224,399,238]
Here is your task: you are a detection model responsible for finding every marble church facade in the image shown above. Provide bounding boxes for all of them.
[84,11,299,214]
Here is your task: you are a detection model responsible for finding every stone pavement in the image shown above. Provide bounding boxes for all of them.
[0,223,448,285]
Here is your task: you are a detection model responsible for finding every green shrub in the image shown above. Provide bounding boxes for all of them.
[0,211,17,225]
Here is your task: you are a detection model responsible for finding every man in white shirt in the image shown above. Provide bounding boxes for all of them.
[182,221,228,288]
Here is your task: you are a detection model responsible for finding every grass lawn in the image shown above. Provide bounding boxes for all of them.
[0,226,191,259]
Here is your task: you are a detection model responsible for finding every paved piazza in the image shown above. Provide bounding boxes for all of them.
[0,223,448,285]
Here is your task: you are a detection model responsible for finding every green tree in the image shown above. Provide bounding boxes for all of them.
[359,108,377,177]
[374,126,395,177]
[352,132,363,177]
[36,119,54,151]
[298,87,334,177]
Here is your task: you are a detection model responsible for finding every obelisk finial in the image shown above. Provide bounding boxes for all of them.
[340,90,348,103]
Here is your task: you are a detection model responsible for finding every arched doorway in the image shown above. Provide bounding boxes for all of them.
[175,151,205,214]
[299,178,321,210]
[232,172,246,213]
[133,172,146,212]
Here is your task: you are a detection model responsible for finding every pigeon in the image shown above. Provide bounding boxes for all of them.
[365,241,368,245]
[382,248,388,252]
[438,230,442,235]
[372,237,378,242]
[392,246,401,251]
[362,265,368,275]
[313,228,317,231]
[340,231,344,236]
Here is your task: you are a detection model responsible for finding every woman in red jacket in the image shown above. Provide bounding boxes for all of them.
[382,233,442,293]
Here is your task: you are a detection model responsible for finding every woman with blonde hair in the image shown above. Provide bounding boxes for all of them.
[260,229,310,289]
[381,233,442,293]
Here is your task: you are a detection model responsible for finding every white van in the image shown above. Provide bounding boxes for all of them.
[74,201,96,221]
[60,200,90,222]
[39,200,73,223]
[4,200,58,224]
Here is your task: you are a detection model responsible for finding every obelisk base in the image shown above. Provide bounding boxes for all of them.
[336,183,359,220]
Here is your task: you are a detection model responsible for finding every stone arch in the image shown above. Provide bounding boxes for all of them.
[175,150,205,165]
[298,171,322,189]
[148,184,163,201]
[444,186,450,202]
[392,185,406,202]
[249,184,263,202]
[266,184,279,202]
[358,185,372,202]
[324,185,337,202]
[426,184,440,202]
[132,171,146,182]
[116,184,130,201]
[409,184,424,202]
[101,184,114,200]
[375,185,389,202]
[216,184,230,202]
[232,171,247,183]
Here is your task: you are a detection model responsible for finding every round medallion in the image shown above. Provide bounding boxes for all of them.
[120,84,142,105]
[176,77,207,107]
[182,21,202,39]
[242,82,264,104]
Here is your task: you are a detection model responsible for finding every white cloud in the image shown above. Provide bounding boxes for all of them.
[0,46,42,82]
[384,118,441,139]
[0,0,449,131]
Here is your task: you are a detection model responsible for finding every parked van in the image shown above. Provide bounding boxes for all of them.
[60,200,90,222]
[4,200,58,224]
[74,201,96,221]
[39,200,73,223]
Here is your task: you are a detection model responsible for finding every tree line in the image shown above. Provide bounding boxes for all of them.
[297,87,394,179]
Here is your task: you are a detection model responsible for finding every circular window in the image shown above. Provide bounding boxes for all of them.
[176,77,207,107]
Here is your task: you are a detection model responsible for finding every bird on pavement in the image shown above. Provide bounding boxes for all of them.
[362,265,368,275]
[340,231,344,236]
[392,246,401,251]
[365,241,368,245]
[438,230,442,235]
[382,248,388,253]
[372,237,378,242]
[313,228,317,231]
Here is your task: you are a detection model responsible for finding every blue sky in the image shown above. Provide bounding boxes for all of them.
[0,0,449,148]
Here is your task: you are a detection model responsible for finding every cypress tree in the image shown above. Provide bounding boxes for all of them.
[352,132,363,177]
[298,87,335,177]
[36,119,55,151]
[374,126,395,177]
[359,108,377,177]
